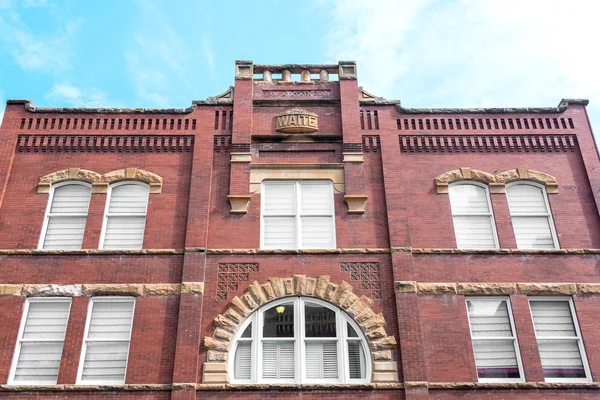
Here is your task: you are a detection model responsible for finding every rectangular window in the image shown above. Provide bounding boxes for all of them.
[466,297,523,382]
[261,181,336,249]
[529,298,590,382]
[9,298,71,385]
[77,297,135,384]
[100,183,149,250]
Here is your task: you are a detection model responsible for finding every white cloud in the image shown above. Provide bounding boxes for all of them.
[202,34,215,73]
[0,8,82,73]
[45,83,122,108]
[325,0,600,134]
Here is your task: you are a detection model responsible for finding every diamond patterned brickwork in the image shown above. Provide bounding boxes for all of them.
[341,262,381,300]
[216,263,259,300]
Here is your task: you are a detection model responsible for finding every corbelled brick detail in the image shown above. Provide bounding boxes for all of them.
[203,275,398,384]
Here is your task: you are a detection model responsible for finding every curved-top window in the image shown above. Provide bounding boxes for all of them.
[448,183,498,249]
[100,182,149,250]
[230,297,370,384]
[39,182,92,250]
[506,183,558,249]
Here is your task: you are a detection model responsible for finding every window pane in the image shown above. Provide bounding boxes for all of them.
[263,217,296,249]
[108,184,149,214]
[263,303,294,338]
[305,341,338,379]
[87,301,134,340]
[50,184,91,213]
[13,342,63,383]
[538,339,586,378]
[300,183,331,215]
[530,301,577,337]
[22,301,70,340]
[263,183,295,215]
[305,304,336,338]
[262,341,295,379]
[241,323,252,338]
[468,300,513,338]
[472,339,520,379]
[347,323,359,338]
[43,216,87,250]
[103,216,146,250]
[301,217,335,249]
[507,184,548,214]
[234,342,252,379]
[449,184,490,214]
[512,216,554,249]
[453,216,496,249]
[348,341,365,379]
[81,341,129,383]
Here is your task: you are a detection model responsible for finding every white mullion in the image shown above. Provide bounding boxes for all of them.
[337,306,346,382]
[296,297,302,383]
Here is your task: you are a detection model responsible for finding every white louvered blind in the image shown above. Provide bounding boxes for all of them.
[262,341,295,379]
[507,184,557,249]
[42,184,91,250]
[530,300,588,380]
[79,299,135,384]
[262,181,335,249]
[449,184,497,249]
[11,299,71,384]
[305,341,338,379]
[467,299,521,380]
[102,184,149,250]
[234,342,252,379]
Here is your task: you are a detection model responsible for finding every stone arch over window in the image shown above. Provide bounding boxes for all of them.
[435,168,497,194]
[103,168,163,193]
[37,168,104,193]
[435,167,558,194]
[203,275,398,384]
[495,168,558,193]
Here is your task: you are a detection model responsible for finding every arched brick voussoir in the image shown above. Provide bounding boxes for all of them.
[435,167,496,193]
[103,168,163,193]
[495,168,559,193]
[202,275,399,384]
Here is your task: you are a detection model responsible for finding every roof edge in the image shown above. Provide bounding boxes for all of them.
[6,99,198,114]
[395,98,589,115]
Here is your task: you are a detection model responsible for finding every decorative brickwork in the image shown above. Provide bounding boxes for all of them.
[400,134,577,153]
[397,116,576,132]
[362,135,381,152]
[17,134,194,153]
[203,275,398,384]
[217,263,259,300]
[341,262,381,299]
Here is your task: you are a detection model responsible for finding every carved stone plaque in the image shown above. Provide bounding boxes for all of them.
[275,108,318,133]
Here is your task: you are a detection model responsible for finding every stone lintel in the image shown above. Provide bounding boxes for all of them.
[392,281,600,296]
[343,152,364,163]
[230,153,252,163]
[0,283,195,297]
[227,195,252,214]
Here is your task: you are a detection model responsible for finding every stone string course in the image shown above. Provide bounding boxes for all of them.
[395,281,600,296]
[0,283,203,297]
[203,275,398,384]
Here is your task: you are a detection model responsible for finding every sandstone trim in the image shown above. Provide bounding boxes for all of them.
[435,167,559,194]
[426,381,600,390]
[0,249,185,255]
[38,168,164,194]
[0,384,173,391]
[394,281,600,296]
[0,283,193,297]
[206,248,391,254]
[203,275,398,384]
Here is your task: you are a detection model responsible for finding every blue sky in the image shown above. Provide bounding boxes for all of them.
[1,0,600,139]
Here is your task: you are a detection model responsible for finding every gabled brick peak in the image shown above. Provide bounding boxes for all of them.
[203,275,398,383]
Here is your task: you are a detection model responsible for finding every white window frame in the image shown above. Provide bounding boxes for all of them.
[76,296,136,385]
[260,180,336,250]
[228,297,371,385]
[38,181,92,250]
[449,181,499,249]
[506,181,559,249]
[528,297,592,383]
[99,181,149,250]
[8,297,72,385]
[465,296,524,383]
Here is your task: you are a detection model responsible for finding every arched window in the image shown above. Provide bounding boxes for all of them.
[100,182,149,250]
[506,182,558,249]
[39,182,92,250]
[230,297,371,384]
[448,182,499,249]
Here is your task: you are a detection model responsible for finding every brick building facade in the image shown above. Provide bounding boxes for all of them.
[0,60,599,399]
